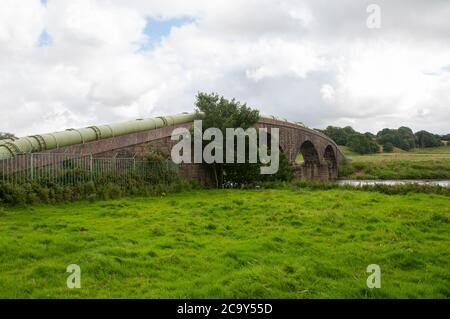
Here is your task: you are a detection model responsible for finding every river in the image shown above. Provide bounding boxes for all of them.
[337,179,450,187]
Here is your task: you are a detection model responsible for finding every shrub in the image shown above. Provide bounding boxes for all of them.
[100,183,122,200]
[0,183,27,205]
[0,176,198,206]
[82,181,96,196]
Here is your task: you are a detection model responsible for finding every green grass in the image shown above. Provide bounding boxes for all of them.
[339,146,450,179]
[0,188,449,298]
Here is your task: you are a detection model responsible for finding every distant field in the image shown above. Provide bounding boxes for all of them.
[339,146,450,180]
[0,189,449,298]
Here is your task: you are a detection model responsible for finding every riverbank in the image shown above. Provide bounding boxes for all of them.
[338,146,450,180]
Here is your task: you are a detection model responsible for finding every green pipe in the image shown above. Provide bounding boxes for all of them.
[0,111,314,160]
[0,112,203,160]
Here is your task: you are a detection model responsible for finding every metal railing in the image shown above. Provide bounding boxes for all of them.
[0,153,179,185]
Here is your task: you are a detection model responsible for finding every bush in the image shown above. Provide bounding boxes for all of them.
[99,183,122,200]
[0,183,27,205]
[0,176,198,206]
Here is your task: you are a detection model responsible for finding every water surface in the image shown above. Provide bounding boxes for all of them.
[338,180,450,187]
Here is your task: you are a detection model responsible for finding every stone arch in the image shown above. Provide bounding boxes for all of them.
[324,145,337,180]
[299,140,320,164]
[294,140,321,179]
[324,145,337,165]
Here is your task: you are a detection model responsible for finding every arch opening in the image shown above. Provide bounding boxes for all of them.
[324,145,337,180]
[299,141,320,165]
[294,140,320,180]
[324,145,337,166]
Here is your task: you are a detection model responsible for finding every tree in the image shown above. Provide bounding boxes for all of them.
[0,132,17,140]
[398,126,416,150]
[321,126,380,154]
[415,130,443,148]
[441,134,450,142]
[321,126,353,145]
[195,92,293,187]
[382,142,394,153]
[195,92,259,187]
[347,134,379,154]
[342,126,357,136]
[376,127,416,151]
[364,132,376,140]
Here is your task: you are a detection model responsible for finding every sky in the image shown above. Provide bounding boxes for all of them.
[0,0,449,136]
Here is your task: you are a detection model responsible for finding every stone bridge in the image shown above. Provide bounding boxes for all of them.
[0,112,344,185]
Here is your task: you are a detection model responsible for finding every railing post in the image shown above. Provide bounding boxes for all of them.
[30,153,34,181]
[89,154,93,180]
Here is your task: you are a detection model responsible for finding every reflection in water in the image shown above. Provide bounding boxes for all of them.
[337,180,450,187]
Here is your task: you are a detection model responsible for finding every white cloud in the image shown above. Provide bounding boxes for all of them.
[320,84,335,104]
[0,0,449,137]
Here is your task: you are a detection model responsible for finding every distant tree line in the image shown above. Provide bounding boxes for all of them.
[442,134,450,142]
[0,132,17,140]
[319,125,447,154]
[317,126,379,154]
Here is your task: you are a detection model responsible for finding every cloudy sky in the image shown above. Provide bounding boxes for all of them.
[0,0,449,136]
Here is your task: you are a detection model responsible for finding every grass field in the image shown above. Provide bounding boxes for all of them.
[338,146,450,180]
[0,188,449,298]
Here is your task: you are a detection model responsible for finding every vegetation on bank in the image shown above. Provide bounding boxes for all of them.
[0,188,448,298]
[1,176,449,207]
[259,180,450,197]
[338,145,450,180]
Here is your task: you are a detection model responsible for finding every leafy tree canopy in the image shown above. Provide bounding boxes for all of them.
[347,134,379,155]
[195,92,292,187]
[376,127,416,151]
[441,134,450,142]
[382,142,394,153]
[415,130,443,148]
[321,126,378,154]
